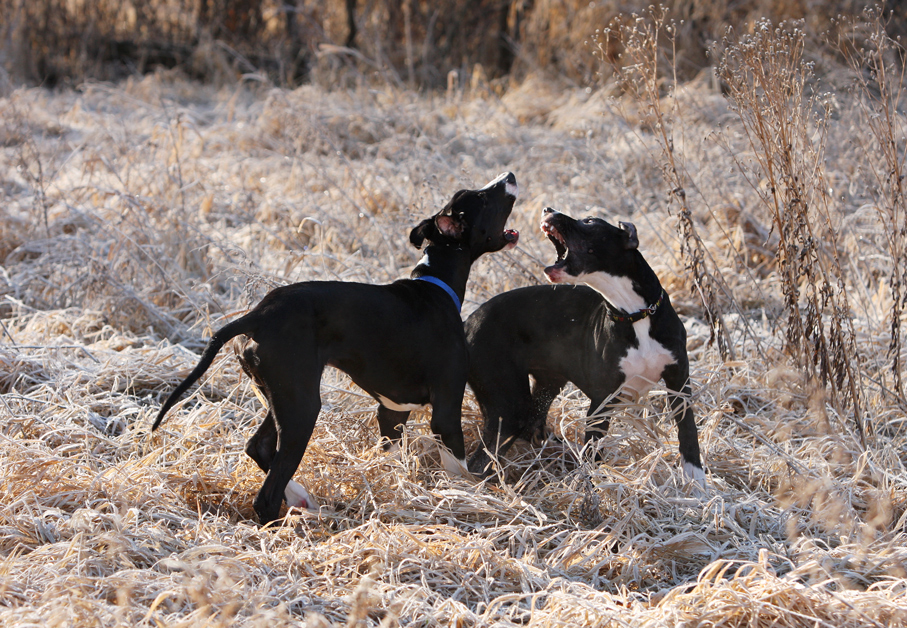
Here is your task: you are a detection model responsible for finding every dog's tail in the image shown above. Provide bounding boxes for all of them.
[151,315,256,431]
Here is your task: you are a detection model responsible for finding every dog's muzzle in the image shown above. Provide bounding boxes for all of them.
[481,172,519,199]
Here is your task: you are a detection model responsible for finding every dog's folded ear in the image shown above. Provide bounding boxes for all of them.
[410,218,436,248]
[410,213,466,249]
[436,213,465,239]
[619,221,639,250]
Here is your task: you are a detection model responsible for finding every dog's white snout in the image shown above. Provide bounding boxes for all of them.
[481,172,518,198]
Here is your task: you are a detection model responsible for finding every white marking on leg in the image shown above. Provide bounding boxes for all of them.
[682,461,708,494]
[376,395,426,413]
[438,446,470,477]
[285,479,318,511]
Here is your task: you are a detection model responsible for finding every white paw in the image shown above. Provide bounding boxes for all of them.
[438,446,471,478]
[682,461,708,496]
[284,479,318,511]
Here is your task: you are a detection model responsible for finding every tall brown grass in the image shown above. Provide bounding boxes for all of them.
[599,8,735,360]
[0,0,896,90]
[837,7,907,400]
[717,19,865,436]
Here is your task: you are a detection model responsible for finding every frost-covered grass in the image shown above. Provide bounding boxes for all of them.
[1,34,905,625]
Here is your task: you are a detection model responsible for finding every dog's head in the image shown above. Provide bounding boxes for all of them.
[410,172,519,258]
[540,208,639,284]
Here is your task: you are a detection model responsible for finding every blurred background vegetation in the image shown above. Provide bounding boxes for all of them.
[1,0,903,92]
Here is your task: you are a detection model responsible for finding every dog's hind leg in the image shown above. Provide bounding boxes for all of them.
[662,364,706,490]
[245,411,277,472]
[252,369,322,524]
[580,392,623,463]
[583,395,613,442]
[377,406,410,451]
[527,376,565,444]
[427,388,469,477]
[239,339,297,499]
[245,411,314,509]
[467,371,532,476]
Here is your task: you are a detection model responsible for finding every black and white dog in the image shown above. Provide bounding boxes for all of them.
[153,173,519,524]
[465,208,705,488]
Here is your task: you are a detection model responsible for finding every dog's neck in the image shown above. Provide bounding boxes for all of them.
[581,255,663,316]
[411,244,472,304]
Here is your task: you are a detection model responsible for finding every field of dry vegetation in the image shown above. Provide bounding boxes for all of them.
[2,3,907,627]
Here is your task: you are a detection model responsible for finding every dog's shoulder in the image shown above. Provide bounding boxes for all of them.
[470,284,603,322]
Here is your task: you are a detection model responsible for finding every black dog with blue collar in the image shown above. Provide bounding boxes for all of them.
[152,173,519,524]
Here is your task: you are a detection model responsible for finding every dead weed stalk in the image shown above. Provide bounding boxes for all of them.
[838,8,907,399]
[718,19,864,437]
[601,8,735,359]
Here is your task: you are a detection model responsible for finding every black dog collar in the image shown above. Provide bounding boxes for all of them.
[609,289,665,323]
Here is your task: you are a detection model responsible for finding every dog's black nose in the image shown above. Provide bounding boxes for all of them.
[505,172,516,186]
[542,207,555,214]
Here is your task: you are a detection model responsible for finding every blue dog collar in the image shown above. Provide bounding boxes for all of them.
[415,276,462,313]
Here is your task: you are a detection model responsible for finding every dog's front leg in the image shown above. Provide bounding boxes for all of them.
[376,406,410,451]
[662,366,706,491]
[428,392,469,477]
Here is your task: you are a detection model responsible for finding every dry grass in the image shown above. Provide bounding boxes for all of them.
[2,14,907,628]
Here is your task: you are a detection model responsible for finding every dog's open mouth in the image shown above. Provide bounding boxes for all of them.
[541,221,567,273]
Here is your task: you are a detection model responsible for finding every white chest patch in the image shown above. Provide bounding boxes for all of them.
[618,319,676,398]
[377,394,427,413]
[577,272,676,397]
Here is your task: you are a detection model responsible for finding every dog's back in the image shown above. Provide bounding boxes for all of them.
[468,284,614,386]
[248,280,469,402]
